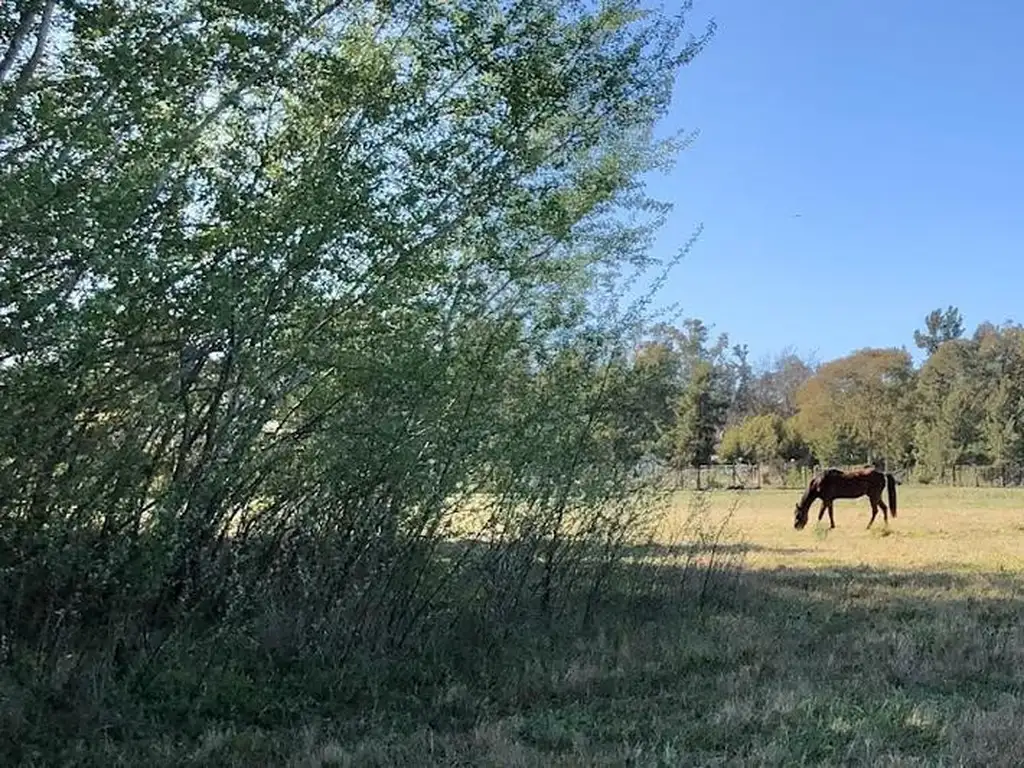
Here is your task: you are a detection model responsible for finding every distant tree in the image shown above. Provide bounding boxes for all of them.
[633,319,739,466]
[719,412,811,466]
[667,359,730,468]
[973,321,1000,342]
[745,415,780,463]
[745,348,815,418]
[914,306,965,356]
[975,324,1024,467]
[913,339,985,473]
[724,343,756,424]
[615,340,685,460]
[717,423,747,463]
[718,414,778,462]
[793,348,915,465]
[779,418,813,463]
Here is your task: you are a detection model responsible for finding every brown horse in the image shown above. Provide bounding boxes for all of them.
[793,467,898,530]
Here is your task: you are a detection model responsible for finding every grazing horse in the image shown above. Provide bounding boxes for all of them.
[793,466,898,530]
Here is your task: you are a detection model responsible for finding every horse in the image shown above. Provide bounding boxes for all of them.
[793,466,898,530]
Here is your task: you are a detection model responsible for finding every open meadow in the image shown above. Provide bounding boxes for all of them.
[683,485,1024,574]
[32,484,1023,767]
[323,486,1024,767]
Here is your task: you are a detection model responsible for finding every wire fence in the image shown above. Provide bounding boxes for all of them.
[666,462,1024,490]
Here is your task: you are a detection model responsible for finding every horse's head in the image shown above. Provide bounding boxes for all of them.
[793,478,818,530]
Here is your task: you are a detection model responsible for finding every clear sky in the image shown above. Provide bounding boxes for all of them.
[638,0,1024,366]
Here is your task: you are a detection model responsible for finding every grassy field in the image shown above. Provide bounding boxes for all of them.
[301,486,1024,767]
[14,486,1024,766]
[692,485,1024,573]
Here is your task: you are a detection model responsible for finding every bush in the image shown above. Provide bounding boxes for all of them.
[0,0,713,760]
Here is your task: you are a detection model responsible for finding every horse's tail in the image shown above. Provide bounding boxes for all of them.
[885,472,897,518]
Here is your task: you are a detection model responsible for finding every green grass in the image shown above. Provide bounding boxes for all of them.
[6,485,1024,766]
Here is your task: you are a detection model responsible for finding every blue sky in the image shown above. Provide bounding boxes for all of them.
[638,0,1024,366]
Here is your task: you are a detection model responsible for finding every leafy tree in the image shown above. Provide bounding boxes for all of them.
[719,413,810,464]
[723,342,756,424]
[745,348,815,418]
[913,339,985,473]
[667,359,730,467]
[623,318,740,466]
[975,324,1024,467]
[793,348,915,465]
[718,414,780,462]
[914,306,965,356]
[625,338,685,454]
[779,417,813,463]
[0,0,715,710]
[717,424,746,463]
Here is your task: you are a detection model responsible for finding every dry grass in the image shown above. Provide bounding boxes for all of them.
[298,486,1024,767]
[678,485,1024,573]
[9,486,1024,766]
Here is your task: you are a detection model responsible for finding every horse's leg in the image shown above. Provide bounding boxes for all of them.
[827,501,835,529]
[877,493,889,524]
[817,499,828,522]
[867,497,878,529]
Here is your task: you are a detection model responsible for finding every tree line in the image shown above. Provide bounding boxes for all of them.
[625,305,1024,480]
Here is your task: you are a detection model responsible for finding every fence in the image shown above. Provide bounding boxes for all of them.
[668,463,1024,491]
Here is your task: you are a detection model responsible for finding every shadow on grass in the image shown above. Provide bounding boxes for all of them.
[5,538,1024,766]
[438,537,815,560]
[443,558,1024,767]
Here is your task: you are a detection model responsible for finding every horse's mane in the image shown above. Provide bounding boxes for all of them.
[795,475,820,512]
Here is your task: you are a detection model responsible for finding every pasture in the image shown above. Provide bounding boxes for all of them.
[691,485,1024,573]
[298,486,1024,766]
[15,486,1024,766]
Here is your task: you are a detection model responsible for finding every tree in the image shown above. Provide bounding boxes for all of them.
[667,359,730,467]
[792,348,915,465]
[723,342,756,424]
[719,413,782,463]
[628,319,740,466]
[595,339,684,465]
[0,0,715,701]
[913,339,985,474]
[746,348,815,418]
[975,324,1024,467]
[914,306,965,356]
